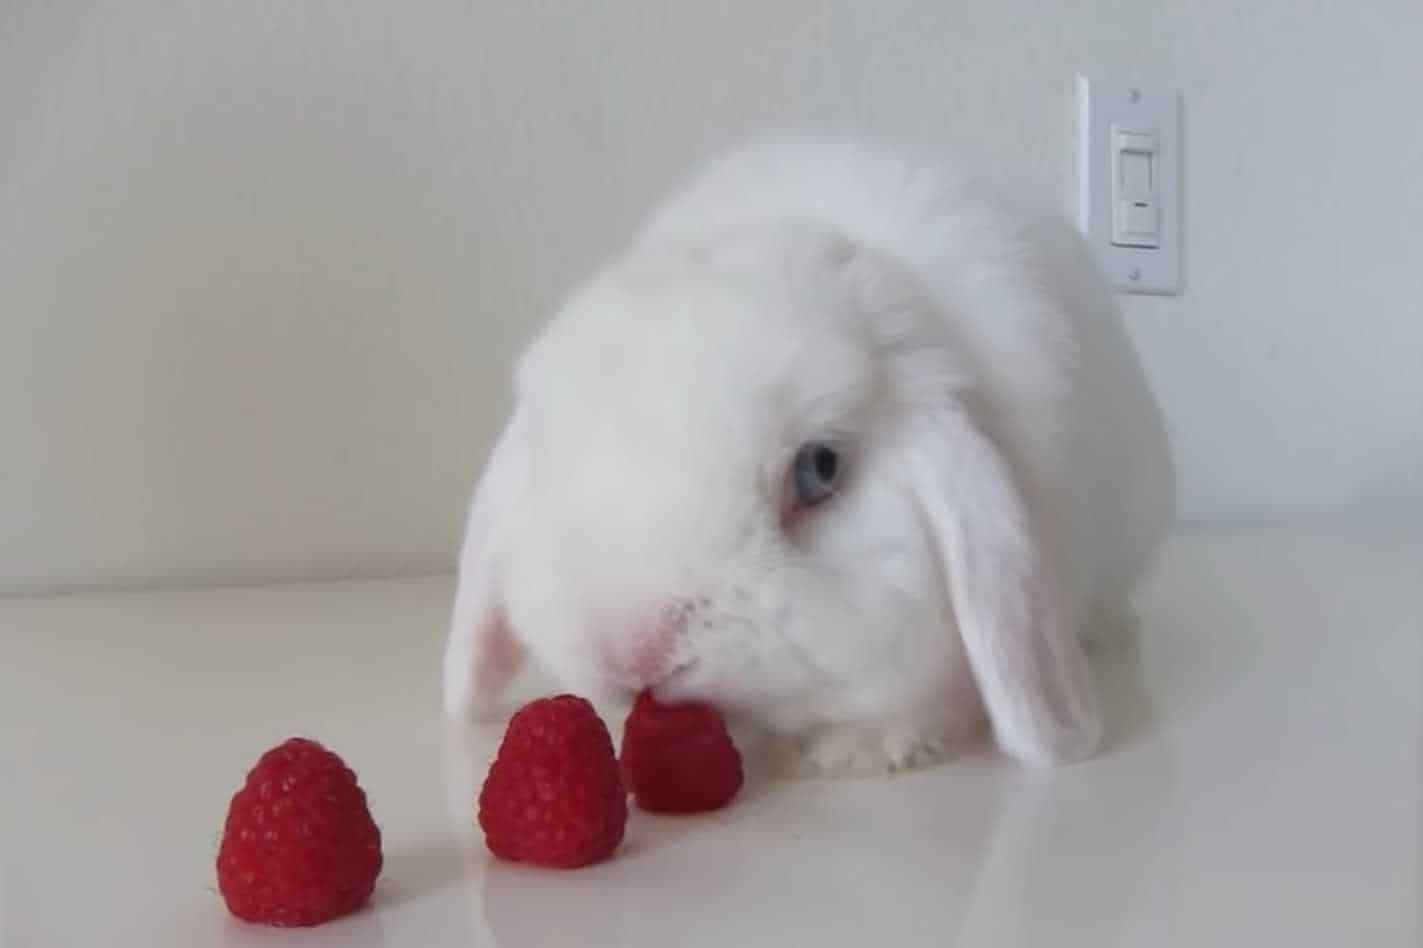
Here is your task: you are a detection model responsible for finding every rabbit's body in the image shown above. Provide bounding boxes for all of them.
[445,137,1174,774]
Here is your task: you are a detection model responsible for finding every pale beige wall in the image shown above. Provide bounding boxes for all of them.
[3,1,1419,591]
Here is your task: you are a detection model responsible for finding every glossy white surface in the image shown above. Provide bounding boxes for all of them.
[2,525,1419,946]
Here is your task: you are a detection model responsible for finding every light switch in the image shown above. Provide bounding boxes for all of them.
[1110,125,1161,247]
[1075,77,1183,295]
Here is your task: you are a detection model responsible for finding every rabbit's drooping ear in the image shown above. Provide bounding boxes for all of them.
[442,409,530,721]
[904,406,1102,765]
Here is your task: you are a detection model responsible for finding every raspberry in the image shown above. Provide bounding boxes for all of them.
[216,737,382,927]
[478,695,627,868]
[620,691,743,813]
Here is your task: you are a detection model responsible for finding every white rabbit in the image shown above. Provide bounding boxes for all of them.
[443,135,1174,774]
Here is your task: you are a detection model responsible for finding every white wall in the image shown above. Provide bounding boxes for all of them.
[3,1,1420,592]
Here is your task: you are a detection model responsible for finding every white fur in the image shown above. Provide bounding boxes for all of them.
[443,136,1174,772]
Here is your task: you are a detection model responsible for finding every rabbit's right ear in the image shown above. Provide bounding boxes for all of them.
[442,408,530,721]
[902,405,1102,765]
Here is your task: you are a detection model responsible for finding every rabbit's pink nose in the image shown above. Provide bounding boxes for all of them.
[616,602,692,686]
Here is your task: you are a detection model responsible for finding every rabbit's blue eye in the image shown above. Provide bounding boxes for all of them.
[792,442,841,507]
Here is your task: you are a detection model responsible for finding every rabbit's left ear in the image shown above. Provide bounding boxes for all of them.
[902,406,1102,765]
[442,407,530,722]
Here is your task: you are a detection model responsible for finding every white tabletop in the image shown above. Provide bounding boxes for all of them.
[2,524,1419,946]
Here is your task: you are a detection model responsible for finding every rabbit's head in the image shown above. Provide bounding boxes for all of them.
[445,217,1100,765]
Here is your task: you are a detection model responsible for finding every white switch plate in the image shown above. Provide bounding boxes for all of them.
[1076,76,1182,295]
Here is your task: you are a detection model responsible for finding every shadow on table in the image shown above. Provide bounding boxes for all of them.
[378,837,469,910]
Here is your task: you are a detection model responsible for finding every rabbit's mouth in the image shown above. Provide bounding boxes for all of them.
[649,659,702,702]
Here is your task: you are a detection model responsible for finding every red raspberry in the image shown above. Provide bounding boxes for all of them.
[478,695,627,868]
[216,737,382,927]
[620,691,743,813]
